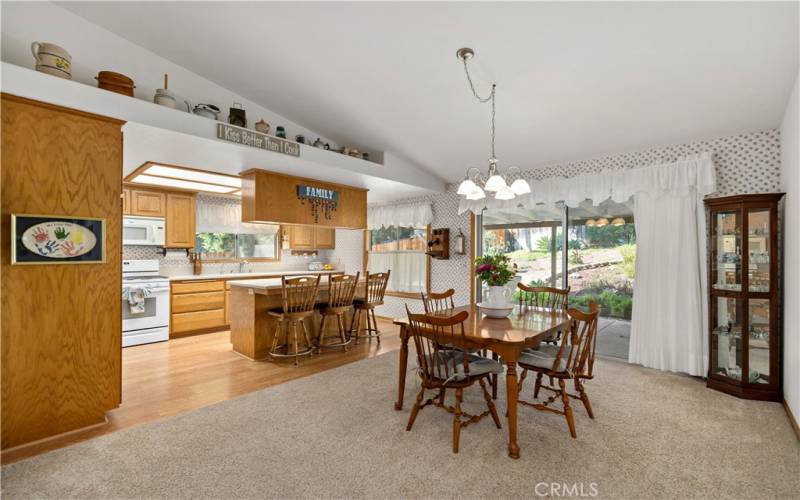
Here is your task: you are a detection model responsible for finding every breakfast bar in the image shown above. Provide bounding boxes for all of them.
[228,276,365,360]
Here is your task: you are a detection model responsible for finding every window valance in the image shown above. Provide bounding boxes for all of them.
[368,201,434,229]
[458,152,716,214]
[196,199,279,235]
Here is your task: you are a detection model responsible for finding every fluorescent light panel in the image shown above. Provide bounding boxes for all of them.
[131,174,237,194]
[145,165,241,188]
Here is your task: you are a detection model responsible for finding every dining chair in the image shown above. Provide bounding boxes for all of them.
[268,275,321,365]
[350,271,390,344]
[316,272,360,352]
[516,301,599,438]
[517,283,570,344]
[421,288,455,313]
[404,306,503,453]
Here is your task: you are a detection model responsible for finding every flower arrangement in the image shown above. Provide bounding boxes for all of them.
[474,254,515,286]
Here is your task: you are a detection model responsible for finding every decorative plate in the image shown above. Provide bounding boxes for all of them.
[21,221,97,258]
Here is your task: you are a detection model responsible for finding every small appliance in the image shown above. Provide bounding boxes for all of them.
[122,259,170,347]
[123,216,165,246]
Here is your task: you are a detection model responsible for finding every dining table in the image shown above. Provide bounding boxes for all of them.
[393,304,570,459]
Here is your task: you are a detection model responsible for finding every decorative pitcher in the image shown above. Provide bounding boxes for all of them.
[485,285,508,308]
[31,42,72,79]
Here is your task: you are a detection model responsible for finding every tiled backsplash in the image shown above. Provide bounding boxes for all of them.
[123,194,364,277]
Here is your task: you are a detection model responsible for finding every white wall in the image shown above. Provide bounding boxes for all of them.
[0,1,330,146]
[780,70,800,422]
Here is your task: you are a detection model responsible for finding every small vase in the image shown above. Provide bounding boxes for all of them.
[485,285,508,308]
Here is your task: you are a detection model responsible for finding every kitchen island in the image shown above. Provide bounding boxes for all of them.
[228,276,365,360]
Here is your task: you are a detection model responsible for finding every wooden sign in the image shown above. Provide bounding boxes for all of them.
[216,123,300,157]
[297,185,339,223]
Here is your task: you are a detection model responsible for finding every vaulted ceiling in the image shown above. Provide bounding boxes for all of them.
[61,1,799,183]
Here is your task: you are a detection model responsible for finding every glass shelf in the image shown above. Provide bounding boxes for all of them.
[747,210,770,293]
[711,296,741,381]
[711,211,741,292]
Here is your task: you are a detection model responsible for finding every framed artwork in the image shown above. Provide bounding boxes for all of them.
[11,214,105,265]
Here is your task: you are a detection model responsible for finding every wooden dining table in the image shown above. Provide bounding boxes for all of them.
[393,304,570,459]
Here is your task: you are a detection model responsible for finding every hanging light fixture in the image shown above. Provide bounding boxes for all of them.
[455,47,530,201]
[611,217,626,226]
[595,217,609,228]
[585,219,596,227]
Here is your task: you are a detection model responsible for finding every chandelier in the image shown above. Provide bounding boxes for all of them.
[455,47,530,201]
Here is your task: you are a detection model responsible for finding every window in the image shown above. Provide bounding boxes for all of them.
[367,225,428,294]
[196,232,279,261]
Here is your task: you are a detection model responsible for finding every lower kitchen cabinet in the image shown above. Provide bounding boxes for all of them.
[170,279,227,337]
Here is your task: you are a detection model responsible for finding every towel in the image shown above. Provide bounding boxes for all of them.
[122,286,153,314]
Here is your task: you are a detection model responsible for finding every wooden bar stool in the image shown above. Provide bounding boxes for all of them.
[268,275,320,365]
[316,272,360,352]
[350,271,390,345]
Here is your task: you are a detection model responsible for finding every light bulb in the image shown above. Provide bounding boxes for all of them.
[457,178,478,195]
[595,217,609,228]
[466,186,485,200]
[483,174,507,192]
[494,186,515,200]
[611,217,626,226]
[585,219,596,227]
[510,178,531,195]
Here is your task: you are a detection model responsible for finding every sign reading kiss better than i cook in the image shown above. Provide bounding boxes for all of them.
[216,123,300,157]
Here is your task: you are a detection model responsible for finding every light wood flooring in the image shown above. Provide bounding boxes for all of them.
[2,319,401,464]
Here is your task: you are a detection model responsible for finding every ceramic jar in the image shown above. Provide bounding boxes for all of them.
[31,42,72,79]
[255,119,270,134]
[154,89,178,108]
[275,126,286,139]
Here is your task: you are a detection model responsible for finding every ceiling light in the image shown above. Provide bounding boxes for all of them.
[585,219,596,227]
[611,217,626,226]
[130,174,238,194]
[510,178,531,195]
[145,164,241,188]
[494,186,515,200]
[595,217,609,228]
[457,178,478,195]
[466,186,486,200]
[484,173,507,192]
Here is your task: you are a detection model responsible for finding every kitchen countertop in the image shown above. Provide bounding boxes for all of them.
[228,274,364,291]
[168,269,343,281]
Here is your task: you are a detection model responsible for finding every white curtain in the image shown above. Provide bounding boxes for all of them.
[368,201,433,229]
[368,252,427,293]
[196,199,279,235]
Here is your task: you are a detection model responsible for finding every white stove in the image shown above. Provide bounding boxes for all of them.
[122,260,170,347]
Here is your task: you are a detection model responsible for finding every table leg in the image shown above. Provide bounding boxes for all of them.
[506,361,520,459]
[394,325,410,411]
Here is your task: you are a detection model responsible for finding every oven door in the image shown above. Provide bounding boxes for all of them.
[122,285,170,332]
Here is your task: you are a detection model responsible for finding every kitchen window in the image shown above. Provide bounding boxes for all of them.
[196,231,279,261]
[367,225,429,295]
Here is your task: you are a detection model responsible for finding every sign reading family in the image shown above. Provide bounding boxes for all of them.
[297,184,339,222]
[216,123,300,157]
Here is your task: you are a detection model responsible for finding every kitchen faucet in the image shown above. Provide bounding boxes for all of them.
[238,260,250,273]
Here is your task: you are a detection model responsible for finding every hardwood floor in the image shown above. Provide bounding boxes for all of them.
[1,319,401,464]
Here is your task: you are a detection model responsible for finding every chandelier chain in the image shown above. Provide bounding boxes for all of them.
[461,58,496,159]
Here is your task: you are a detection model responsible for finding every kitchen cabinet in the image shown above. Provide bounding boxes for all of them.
[122,188,131,215]
[287,225,336,249]
[130,189,165,217]
[165,192,196,248]
[170,279,226,337]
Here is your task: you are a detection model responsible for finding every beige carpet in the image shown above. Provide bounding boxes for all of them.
[2,351,798,499]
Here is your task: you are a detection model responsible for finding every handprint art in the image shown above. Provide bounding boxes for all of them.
[32,227,49,243]
[53,226,70,240]
[35,240,59,255]
[60,240,82,256]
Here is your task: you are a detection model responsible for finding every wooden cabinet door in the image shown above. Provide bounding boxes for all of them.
[314,227,336,249]
[165,193,196,248]
[122,188,131,215]
[131,189,165,217]
[288,225,314,249]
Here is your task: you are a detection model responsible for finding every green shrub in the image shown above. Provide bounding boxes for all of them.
[618,243,636,278]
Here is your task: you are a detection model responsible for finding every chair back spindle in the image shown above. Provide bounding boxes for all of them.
[517,283,570,309]
[364,271,390,306]
[327,272,360,309]
[406,307,471,385]
[551,301,599,376]
[281,275,321,314]
[421,288,456,313]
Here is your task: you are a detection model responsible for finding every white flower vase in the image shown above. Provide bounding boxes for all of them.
[485,285,508,308]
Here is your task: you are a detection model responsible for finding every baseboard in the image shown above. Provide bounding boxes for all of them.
[1,416,109,464]
[783,400,800,441]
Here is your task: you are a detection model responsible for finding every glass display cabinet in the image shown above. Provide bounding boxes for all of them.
[706,193,784,401]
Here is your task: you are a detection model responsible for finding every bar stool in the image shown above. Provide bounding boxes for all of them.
[268,275,321,365]
[350,271,390,344]
[316,272,360,352]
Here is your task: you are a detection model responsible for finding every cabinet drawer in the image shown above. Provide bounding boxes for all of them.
[172,280,225,294]
[172,291,225,313]
[171,309,226,333]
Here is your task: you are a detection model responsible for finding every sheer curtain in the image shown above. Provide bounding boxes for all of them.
[460,153,715,377]
[368,252,427,293]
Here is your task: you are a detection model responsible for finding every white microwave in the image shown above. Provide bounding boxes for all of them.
[123,216,165,246]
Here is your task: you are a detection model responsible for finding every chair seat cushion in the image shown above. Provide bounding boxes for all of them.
[420,351,504,382]
[523,344,561,356]
[519,348,567,372]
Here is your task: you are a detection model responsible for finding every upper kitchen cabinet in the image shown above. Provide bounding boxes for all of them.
[165,192,196,248]
[130,189,166,217]
[240,169,367,229]
[122,188,131,215]
[314,227,336,249]
[286,226,335,250]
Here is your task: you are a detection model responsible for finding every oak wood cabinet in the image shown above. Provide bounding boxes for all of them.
[130,189,165,217]
[165,192,196,248]
[170,279,226,337]
[286,225,336,249]
[122,188,131,215]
